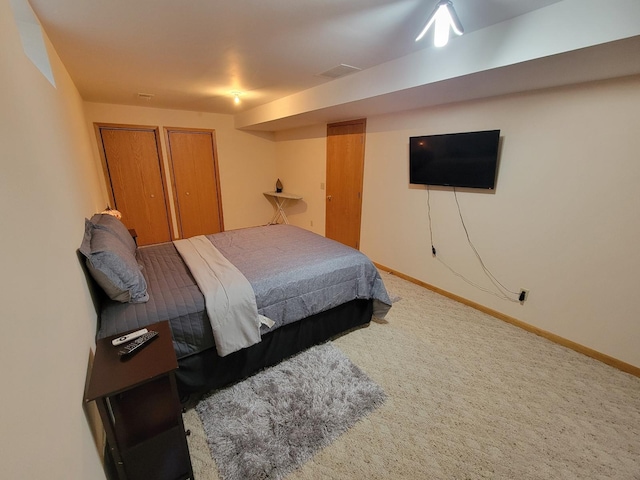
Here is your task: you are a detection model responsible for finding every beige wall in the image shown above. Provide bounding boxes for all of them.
[276,75,640,369]
[274,124,327,234]
[83,103,278,232]
[1,1,107,478]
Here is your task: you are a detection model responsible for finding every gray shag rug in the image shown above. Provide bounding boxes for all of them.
[195,342,386,480]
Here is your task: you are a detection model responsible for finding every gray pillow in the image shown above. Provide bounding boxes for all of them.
[79,219,149,303]
[90,213,137,254]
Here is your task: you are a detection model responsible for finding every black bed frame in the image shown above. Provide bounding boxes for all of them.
[176,298,373,403]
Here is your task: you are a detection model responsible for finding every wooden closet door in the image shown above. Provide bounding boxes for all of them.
[325,119,366,249]
[165,128,224,238]
[97,125,172,246]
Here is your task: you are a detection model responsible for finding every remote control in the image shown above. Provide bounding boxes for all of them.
[112,328,149,346]
[118,330,159,357]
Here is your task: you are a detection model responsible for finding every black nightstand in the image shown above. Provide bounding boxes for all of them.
[85,321,194,480]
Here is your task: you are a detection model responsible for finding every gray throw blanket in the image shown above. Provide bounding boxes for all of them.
[173,235,262,357]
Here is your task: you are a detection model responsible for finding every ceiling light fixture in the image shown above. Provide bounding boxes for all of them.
[415,0,464,47]
[231,91,242,105]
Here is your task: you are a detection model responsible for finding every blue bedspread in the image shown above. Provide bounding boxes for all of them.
[207,225,391,331]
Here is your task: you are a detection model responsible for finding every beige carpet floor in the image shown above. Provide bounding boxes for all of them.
[184,271,640,479]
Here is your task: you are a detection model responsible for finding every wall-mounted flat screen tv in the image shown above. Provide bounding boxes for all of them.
[409,129,501,189]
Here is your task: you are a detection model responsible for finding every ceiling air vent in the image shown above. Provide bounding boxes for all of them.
[317,64,361,79]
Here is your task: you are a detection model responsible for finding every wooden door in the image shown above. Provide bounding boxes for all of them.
[165,128,224,238]
[96,125,172,246]
[325,119,366,249]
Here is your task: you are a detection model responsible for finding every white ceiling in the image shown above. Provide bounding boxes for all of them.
[28,0,566,116]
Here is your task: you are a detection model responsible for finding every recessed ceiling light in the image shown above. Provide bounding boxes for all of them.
[230,91,242,105]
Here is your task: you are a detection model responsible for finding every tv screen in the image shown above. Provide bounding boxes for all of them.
[409,129,500,189]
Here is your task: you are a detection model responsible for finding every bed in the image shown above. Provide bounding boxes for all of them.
[80,214,391,401]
